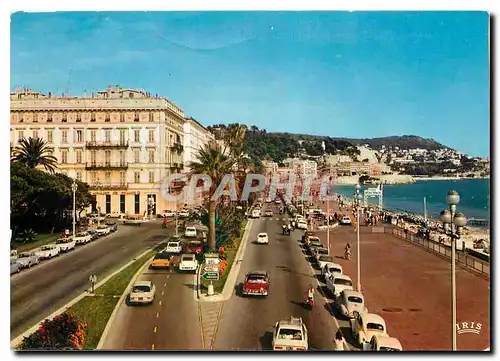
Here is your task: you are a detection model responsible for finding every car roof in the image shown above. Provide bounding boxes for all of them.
[278,317,305,330]
[181,253,195,257]
[133,280,152,287]
[335,274,352,281]
[317,247,328,251]
[364,313,386,326]
[319,256,334,261]
[343,289,363,298]
[258,233,268,236]
[372,335,402,349]
[328,262,342,269]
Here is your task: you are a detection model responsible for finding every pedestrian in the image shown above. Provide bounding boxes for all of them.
[334,330,345,350]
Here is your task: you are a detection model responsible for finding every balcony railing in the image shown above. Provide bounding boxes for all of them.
[171,142,184,153]
[86,141,129,148]
[170,162,184,170]
[89,182,129,190]
[85,162,129,170]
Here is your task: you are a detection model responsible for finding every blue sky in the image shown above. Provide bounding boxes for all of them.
[10,11,490,157]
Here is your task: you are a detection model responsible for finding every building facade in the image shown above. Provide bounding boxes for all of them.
[182,117,215,172]
[10,86,186,216]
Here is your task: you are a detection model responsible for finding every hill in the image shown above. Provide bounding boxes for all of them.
[338,135,449,151]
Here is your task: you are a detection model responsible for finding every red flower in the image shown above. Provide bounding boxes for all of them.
[39,327,45,333]
[67,319,71,323]
[62,322,66,326]
[41,335,46,340]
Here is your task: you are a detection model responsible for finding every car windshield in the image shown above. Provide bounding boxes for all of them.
[348,296,363,303]
[18,253,29,258]
[98,226,107,229]
[311,241,322,246]
[319,256,333,262]
[258,234,267,238]
[367,323,385,331]
[335,279,353,286]
[189,242,202,247]
[183,255,195,261]
[278,328,303,340]
[167,242,179,247]
[186,228,196,231]
[76,232,87,237]
[329,267,342,273]
[56,239,69,244]
[41,246,53,250]
[246,276,267,283]
[132,285,151,293]
[155,253,171,260]
[318,249,328,255]
[379,347,401,351]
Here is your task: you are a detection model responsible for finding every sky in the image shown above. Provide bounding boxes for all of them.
[10,11,490,157]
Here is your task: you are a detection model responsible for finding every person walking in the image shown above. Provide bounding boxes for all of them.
[334,330,345,350]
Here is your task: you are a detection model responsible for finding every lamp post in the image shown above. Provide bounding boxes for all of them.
[71,181,78,239]
[354,183,362,292]
[439,190,467,351]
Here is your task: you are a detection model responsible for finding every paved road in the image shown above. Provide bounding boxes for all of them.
[213,202,343,351]
[11,220,173,339]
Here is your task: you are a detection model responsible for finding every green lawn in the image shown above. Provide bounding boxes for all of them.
[14,233,60,253]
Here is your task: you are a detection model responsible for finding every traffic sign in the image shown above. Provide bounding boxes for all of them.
[202,271,219,280]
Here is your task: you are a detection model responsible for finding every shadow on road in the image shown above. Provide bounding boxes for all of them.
[183,283,197,291]
[276,265,314,279]
[259,331,274,350]
[340,325,358,349]
[290,300,311,311]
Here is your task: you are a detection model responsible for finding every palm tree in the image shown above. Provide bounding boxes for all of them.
[11,137,58,173]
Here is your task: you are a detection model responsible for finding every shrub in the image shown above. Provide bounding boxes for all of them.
[20,311,87,350]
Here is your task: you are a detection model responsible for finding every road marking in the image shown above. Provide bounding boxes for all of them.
[154,326,158,333]
[156,312,159,318]
[159,301,162,306]
[161,291,164,295]
[166,275,170,279]
[164,283,167,287]
[151,344,155,350]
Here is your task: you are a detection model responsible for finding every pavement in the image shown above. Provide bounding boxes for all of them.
[11,220,173,339]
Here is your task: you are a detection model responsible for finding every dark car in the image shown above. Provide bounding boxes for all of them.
[105,222,118,232]
[86,229,100,240]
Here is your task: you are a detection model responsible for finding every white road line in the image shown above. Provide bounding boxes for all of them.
[161,290,164,295]
[159,300,162,306]
[166,275,170,279]
[164,283,167,287]
[156,312,159,318]
[154,326,158,333]
[151,344,155,350]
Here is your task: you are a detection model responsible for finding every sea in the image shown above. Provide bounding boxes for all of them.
[331,178,490,221]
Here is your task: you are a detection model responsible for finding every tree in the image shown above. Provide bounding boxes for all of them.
[11,137,58,173]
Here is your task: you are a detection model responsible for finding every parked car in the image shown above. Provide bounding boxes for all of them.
[105,222,118,232]
[321,262,343,278]
[306,238,323,253]
[272,316,308,351]
[184,226,197,238]
[10,259,21,274]
[162,210,176,217]
[335,290,368,319]
[313,247,329,261]
[150,252,177,269]
[256,232,269,244]
[178,209,190,218]
[178,254,198,272]
[340,216,352,225]
[326,274,354,297]
[129,280,155,305]
[251,209,261,218]
[317,255,334,269]
[350,313,388,346]
[35,244,60,260]
[185,241,204,255]
[165,241,182,254]
[73,231,92,245]
[16,252,39,269]
[296,220,308,230]
[86,229,100,241]
[363,335,403,351]
[56,237,76,252]
[275,199,281,204]
[242,271,270,296]
[264,209,274,217]
[95,225,111,236]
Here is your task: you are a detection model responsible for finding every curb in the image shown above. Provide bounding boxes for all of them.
[197,220,253,302]
[96,254,155,350]
[10,246,157,349]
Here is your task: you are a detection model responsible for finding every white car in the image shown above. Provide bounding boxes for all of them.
[95,225,111,236]
[321,262,343,278]
[326,274,354,297]
[351,313,388,346]
[256,233,269,244]
[10,259,21,274]
[296,220,308,230]
[266,198,272,203]
[317,255,335,270]
[340,216,352,225]
[178,209,190,218]
[363,335,403,351]
[335,289,368,319]
[16,252,39,269]
[35,244,60,260]
[272,316,308,351]
[162,210,176,217]
[89,213,106,222]
[129,280,156,305]
[313,247,329,262]
[73,231,92,245]
[184,227,197,238]
[275,199,281,204]
[165,241,182,253]
[56,237,76,252]
[178,254,198,272]
[251,209,261,218]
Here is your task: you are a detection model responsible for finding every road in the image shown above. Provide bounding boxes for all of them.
[213,202,343,350]
[101,266,202,350]
[11,220,173,339]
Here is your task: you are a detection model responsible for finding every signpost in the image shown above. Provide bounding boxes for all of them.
[89,274,97,293]
[202,264,220,296]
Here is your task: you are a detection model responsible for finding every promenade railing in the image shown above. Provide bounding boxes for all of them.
[388,227,490,278]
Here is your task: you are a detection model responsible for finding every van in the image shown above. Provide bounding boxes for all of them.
[185,227,197,238]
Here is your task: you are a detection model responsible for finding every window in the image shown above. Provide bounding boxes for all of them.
[76,172,82,181]
[91,150,96,164]
[120,171,126,185]
[19,113,24,123]
[134,172,141,183]
[120,194,126,213]
[134,112,139,121]
[119,129,126,144]
[33,113,38,122]
[47,130,53,143]
[149,112,154,122]
[62,130,68,143]
[75,130,83,142]
[18,130,24,141]
[149,150,155,163]
[148,130,155,142]
[105,113,110,122]
[134,194,140,214]
[149,171,154,183]
[105,150,111,165]
[47,112,53,122]
[61,150,68,164]
[120,151,126,166]
[105,129,111,142]
[62,112,67,122]
[76,150,82,163]
[90,130,96,142]
[134,129,140,142]
[105,194,111,214]
[91,112,96,122]
[91,172,97,183]
[134,150,140,163]
[130,92,134,99]
[76,113,81,122]
[32,130,38,139]
[120,113,125,122]
[105,171,111,184]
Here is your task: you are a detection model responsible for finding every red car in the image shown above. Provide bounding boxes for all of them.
[242,271,270,297]
[185,241,204,255]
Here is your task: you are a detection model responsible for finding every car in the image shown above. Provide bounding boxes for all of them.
[123,218,143,226]
[150,252,177,269]
[129,280,156,305]
[264,210,274,217]
[105,222,118,232]
[251,209,261,218]
[313,247,329,261]
[340,216,352,225]
[272,316,308,351]
[10,250,18,257]
[321,262,343,278]
[16,252,39,269]
[178,209,190,218]
[275,199,282,204]
[10,259,21,274]
[304,235,320,246]
[73,231,92,245]
[86,229,100,241]
[178,254,198,272]
[165,241,182,254]
[326,274,354,297]
[335,290,368,319]
[162,210,176,217]
[185,241,204,255]
[363,335,403,351]
[317,255,335,269]
[350,313,388,346]
[306,238,323,253]
[88,213,106,222]
[266,198,272,203]
[185,226,197,238]
[95,225,111,236]
[296,220,308,230]
[56,237,76,252]
[35,244,60,260]
[106,212,125,219]
[242,271,270,296]
[256,233,269,244]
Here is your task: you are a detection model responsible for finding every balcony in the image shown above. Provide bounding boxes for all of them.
[170,179,186,190]
[171,142,184,153]
[89,182,129,191]
[85,162,129,170]
[170,162,184,170]
[86,141,129,149]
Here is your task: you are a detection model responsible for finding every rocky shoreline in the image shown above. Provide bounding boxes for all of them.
[334,174,416,185]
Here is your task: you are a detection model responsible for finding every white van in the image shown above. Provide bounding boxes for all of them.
[185,227,197,238]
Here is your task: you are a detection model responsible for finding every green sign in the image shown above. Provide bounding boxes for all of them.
[202,271,219,280]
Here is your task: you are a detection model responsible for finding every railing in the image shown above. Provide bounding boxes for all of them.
[389,227,490,278]
[171,142,183,153]
[89,182,129,190]
[86,141,129,148]
[85,162,129,170]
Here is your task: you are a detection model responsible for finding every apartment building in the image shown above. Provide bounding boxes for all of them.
[183,117,215,172]
[10,86,186,216]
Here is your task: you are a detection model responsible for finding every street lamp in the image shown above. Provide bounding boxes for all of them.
[71,181,78,239]
[354,183,362,292]
[439,190,467,351]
